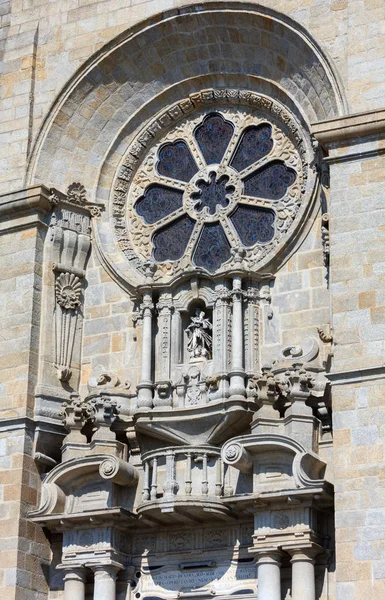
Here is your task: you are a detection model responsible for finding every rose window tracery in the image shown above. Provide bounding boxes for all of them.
[112,91,314,281]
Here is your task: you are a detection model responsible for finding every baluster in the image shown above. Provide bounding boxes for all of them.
[202,452,208,496]
[223,462,234,496]
[164,450,179,498]
[185,452,192,495]
[150,456,158,500]
[215,456,222,497]
[142,460,150,501]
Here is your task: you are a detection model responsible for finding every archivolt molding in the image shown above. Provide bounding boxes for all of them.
[28,3,346,188]
[25,3,346,296]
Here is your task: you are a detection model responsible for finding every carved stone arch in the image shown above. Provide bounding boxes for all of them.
[28,3,346,187]
[27,3,346,294]
[173,282,217,312]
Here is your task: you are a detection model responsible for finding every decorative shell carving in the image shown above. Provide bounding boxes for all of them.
[55,272,82,310]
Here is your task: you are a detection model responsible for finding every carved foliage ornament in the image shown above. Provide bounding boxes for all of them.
[111,89,315,283]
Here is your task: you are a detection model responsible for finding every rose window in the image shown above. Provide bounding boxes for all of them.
[116,95,311,280]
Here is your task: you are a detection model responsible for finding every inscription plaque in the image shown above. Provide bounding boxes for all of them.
[139,562,256,597]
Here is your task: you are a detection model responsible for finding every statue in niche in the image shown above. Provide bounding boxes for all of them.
[186,309,212,359]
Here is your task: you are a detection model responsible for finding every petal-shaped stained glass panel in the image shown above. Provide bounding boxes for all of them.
[230,125,273,172]
[152,215,196,262]
[230,205,275,246]
[193,223,231,273]
[243,161,296,200]
[194,113,234,165]
[157,141,198,182]
[135,185,183,224]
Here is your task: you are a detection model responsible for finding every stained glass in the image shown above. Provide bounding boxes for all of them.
[230,205,275,246]
[135,111,300,272]
[230,125,273,172]
[157,141,198,182]
[152,215,196,262]
[243,161,296,200]
[194,113,234,165]
[193,223,231,272]
[134,185,183,224]
[191,172,234,215]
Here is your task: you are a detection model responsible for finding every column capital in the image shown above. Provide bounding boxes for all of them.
[58,564,87,580]
[254,549,283,566]
[56,563,87,574]
[88,563,122,575]
[287,544,322,562]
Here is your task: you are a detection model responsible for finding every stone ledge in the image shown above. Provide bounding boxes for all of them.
[311,109,385,145]
[325,364,385,386]
[0,184,52,220]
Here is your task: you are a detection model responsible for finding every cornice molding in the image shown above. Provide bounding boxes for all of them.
[311,108,385,145]
[0,184,52,220]
[325,364,385,386]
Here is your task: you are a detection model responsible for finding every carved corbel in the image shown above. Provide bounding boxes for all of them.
[49,183,104,384]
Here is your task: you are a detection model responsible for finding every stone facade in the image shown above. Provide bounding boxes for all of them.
[0,1,385,600]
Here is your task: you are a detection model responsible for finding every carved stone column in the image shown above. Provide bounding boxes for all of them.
[154,293,173,407]
[229,275,246,400]
[244,282,260,378]
[255,551,282,600]
[63,566,87,600]
[137,289,154,408]
[213,281,231,399]
[92,565,120,600]
[289,548,317,600]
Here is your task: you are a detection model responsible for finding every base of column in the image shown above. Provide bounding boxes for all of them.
[137,381,153,408]
[229,371,246,400]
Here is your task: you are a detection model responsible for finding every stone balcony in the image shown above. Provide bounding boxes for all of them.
[137,445,233,524]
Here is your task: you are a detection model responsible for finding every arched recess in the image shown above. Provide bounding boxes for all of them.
[27,2,346,291]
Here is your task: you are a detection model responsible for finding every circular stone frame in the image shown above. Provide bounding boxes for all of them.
[110,88,316,286]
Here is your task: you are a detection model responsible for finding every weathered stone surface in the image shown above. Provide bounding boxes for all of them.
[1,2,385,599]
